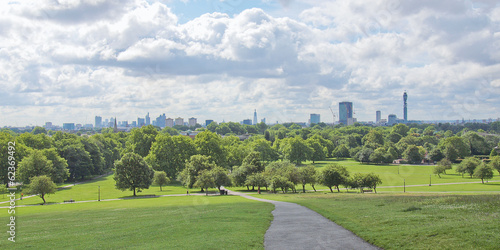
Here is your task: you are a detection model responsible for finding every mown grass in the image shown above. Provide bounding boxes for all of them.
[1,196,274,249]
[2,174,218,205]
[252,192,500,249]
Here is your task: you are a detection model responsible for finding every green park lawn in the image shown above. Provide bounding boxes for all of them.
[0,195,273,249]
[251,192,500,249]
[1,174,217,205]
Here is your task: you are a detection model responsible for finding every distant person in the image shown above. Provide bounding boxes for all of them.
[20,193,23,200]
[186,189,189,196]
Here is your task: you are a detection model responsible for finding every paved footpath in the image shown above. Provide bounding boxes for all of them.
[227,190,379,250]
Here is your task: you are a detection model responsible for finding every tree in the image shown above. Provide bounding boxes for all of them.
[363,173,382,193]
[403,145,424,164]
[127,125,159,157]
[245,173,268,192]
[437,158,453,174]
[320,164,349,192]
[490,156,500,174]
[42,148,69,183]
[194,170,216,193]
[369,148,386,164]
[18,133,53,150]
[441,136,471,159]
[26,175,57,204]
[161,127,179,136]
[31,126,48,135]
[178,155,216,191]
[456,157,481,178]
[18,150,54,184]
[195,131,226,167]
[392,124,409,137]
[463,132,489,155]
[281,137,313,165]
[356,147,374,163]
[153,171,170,191]
[444,145,459,162]
[433,165,446,178]
[211,166,232,191]
[298,165,318,193]
[232,152,265,190]
[59,143,93,180]
[429,148,445,162]
[80,137,105,175]
[306,138,327,163]
[473,163,493,184]
[269,175,293,193]
[362,130,384,146]
[333,144,350,159]
[114,153,154,196]
[146,134,196,178]
[248,139,279,162]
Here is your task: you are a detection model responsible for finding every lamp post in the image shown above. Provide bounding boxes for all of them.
[98,186,100,201]
[404,179,405,193]
[429,175,431,186]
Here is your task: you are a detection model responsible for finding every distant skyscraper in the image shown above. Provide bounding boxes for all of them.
[261,118,266,124]
[145,112,150,126]
[137,118,145,127]
[339,102,353,125]
[205,120,214,127]
[63,123,75,130]
[388,114,397,126]
[310,114,320,125]
[156,114,166,128]
[243,119,252,125]
[253,110,258,125]
[376,111,381,123]
[45,122,53,130]
[95,116,102,128]
[403,91,408,122]
[189,117,197,127]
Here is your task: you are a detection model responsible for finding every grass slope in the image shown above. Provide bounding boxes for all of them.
[1,196,274,249]
[254,193,500,249]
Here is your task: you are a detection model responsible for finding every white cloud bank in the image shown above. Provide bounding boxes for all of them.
[0,0,499,126]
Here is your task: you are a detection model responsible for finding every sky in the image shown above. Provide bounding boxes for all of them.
[1,0,500,127]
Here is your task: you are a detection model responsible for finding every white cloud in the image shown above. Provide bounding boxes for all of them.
[0,0,499,126]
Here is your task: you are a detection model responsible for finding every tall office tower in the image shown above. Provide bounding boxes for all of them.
[388,114,397,126]
[205,120,214,127]
[339,102,353,125]
[166,118,174,128]
[310,114,320,125]
[156,114,167,128]
[137,118,145,127]
[253,110,258,125]
[403,91,408,122]
[189,117,197,127]
[95,116,102,128]
[145,112,150,125]
[376,111,381,123]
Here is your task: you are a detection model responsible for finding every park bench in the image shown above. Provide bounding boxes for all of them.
[361,189,373,193]
[64,199,75,203]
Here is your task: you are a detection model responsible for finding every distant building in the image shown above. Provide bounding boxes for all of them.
[388,114,397,126]
[189,117,197,127]
[339,102,353,125]
[131,121,137,127]
[403,91,408,122]
[95,116,102,128]
[242,119,252,125]
[253,110,258,125]
[376,111,381,123]
[156,114,166,128]
[205,120,214,127]
[310,114,320,125]
[63,123,75,130]
[166,118,174,128]
[261,118,266,124]
[44,122,53,130]
[83,124,93,129]
[137,118,145,127]
[347,118,357,126]
[175,117,184,126]
[145,113,150,126]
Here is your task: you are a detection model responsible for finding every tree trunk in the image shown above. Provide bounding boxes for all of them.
[133,188,136,196]
[246,185,249,190]
[160,185,162,191]
[481,178,484,184]
[336,186,340,193]
[374,187,377,193]
[302,184,306,193]
[201,188,204,192]
[41,193,46,204]
[312,185,316,192]
[252,186,255,191]
[329,187,333,193]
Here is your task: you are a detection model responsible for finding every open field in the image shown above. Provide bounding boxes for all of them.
[1,174,217,205]
[251,192,500,249]
[1,196,273,249]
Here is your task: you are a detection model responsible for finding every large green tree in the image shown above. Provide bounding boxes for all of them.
[298,165,318,193]
[473,163,493,184]
[146,134,196,178]
[178,155,216,191]
[456,157,481,178]
[18,149,54,184]
[153,171,170,191]
[127,125,159,157]
[26,175,57,204]
[320,164,349,193]
[306,138,327,163]
[194,131,226,167]
[114,153,154,196]
[280,137,313,165]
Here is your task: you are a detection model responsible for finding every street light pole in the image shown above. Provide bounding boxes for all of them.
[98,186,100,201]
[429,175,431,186]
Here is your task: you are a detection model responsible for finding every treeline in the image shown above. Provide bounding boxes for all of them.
[2,121,500,188]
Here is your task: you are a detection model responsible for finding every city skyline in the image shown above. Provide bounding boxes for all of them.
[1,1,499,127]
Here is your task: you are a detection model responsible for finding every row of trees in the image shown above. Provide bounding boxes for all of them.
[433,156,500,183]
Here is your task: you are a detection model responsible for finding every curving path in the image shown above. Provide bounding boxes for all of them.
[227,190,379,250]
